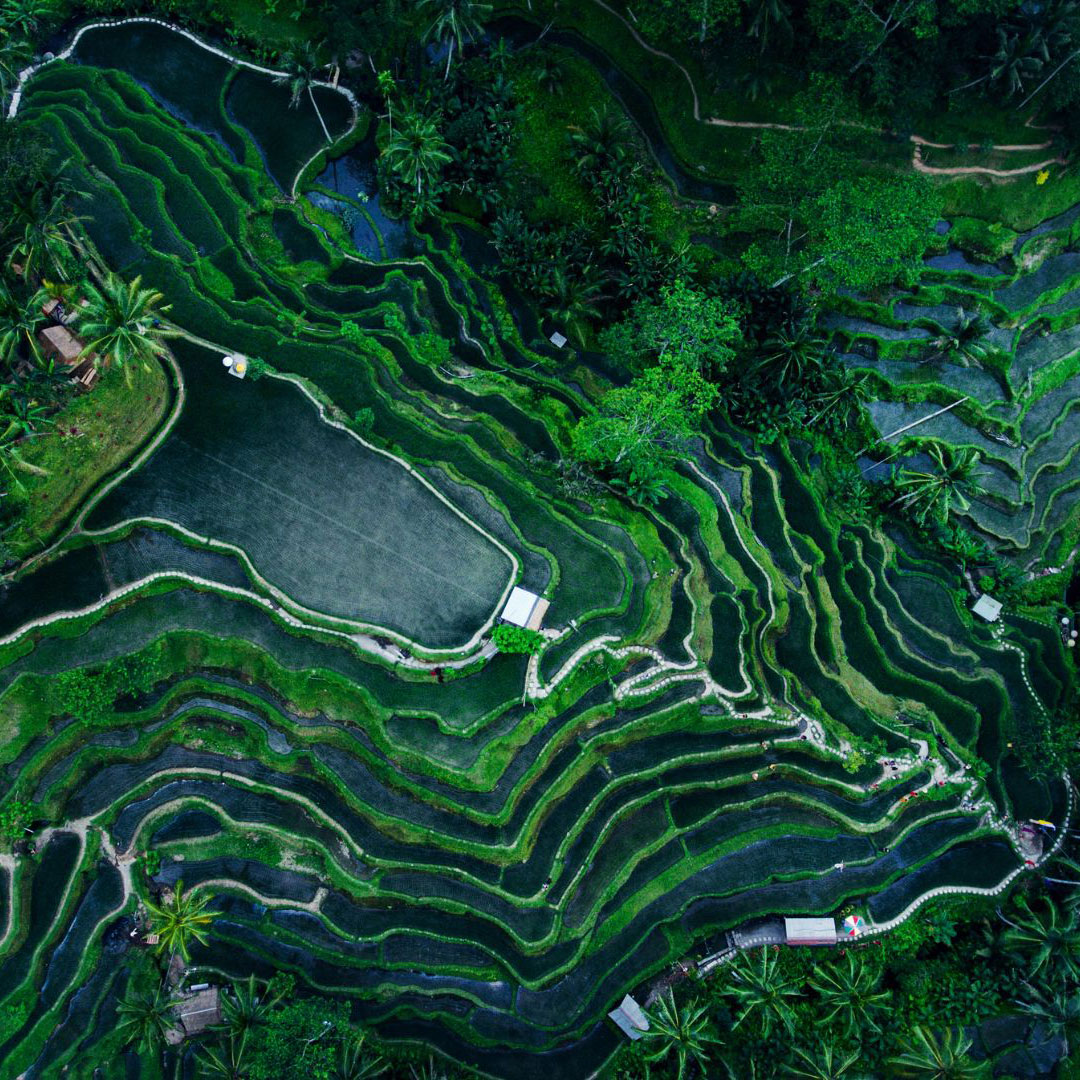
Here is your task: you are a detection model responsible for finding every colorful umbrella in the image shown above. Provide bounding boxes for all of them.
[842,915,864,937]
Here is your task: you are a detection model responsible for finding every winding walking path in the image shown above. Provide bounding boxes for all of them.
[588,0,1067,180]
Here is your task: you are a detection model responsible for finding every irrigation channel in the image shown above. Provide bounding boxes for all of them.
[0,18,1075,1079]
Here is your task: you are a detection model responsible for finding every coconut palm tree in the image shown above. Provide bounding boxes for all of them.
[893,444,983,527]
[1017,985,1080,1057]
[542,265,604,346]
[0,35,31,110]
[1,388,51,436]
[144,880,219,963]
[985,24,1047,98]
[198,1032,248,1079]
[75,273,172,384]
[784,1043,864,1079]
[887,1026,989,1078]
[275,42,334,145]
[0,278,42,369]
[417,0,492,80]
[382,109,451,199]
[567,106,629,181]
[376,69,396,136]
[2,0,54,35]
[747,0,792,54]
[116,983,176,1053]
[640,990,720,1080]
[930,308,990,367]
[534,51,564,95]
[338,1033,386,1079]
[1000,896,1080,981]
[806,951,891,1039]
[723,948,802,1038]
[808,367,870,428]
[754,318,826,386]
[217,974,276,1039]
[3,179,82,282]
[0,421,47,489]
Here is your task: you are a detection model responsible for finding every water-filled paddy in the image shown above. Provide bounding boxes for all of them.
[86,339,514,644]
[0,18,1072,1078]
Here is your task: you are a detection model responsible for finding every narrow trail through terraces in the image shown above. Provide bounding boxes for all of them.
[590,0,1065,179]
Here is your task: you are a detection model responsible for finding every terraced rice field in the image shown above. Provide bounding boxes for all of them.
[0,21,1073,1078]
[831,218,1080,570]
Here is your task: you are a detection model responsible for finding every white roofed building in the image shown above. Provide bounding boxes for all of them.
[500,586,549,631]
[608,994,649,1040]
[972,594,1003,623]
[784,917,837,946]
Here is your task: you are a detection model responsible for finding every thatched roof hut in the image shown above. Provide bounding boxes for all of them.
[37,324,86,366]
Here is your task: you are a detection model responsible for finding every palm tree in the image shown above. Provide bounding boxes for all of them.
[275,42,334,145]
[1,388,52,436]
[887,1026,989,1078]
[116,983,176,1053]
[754,318,826,386]
[893,444,983,527]
[376,69,396,136]
[808,367,870,428]
[723,948,802,1038]
[542,265,604,346]
[806,951,890,1039]
[945,523,988,572]
[1000,896,1080,981]
[0,422,48,489]
[567,106,628,180]
[0,279,42,369]
[217,974,276,1038]
[75,273,172,384]
[144,880,219,963]
[985,25,1047,97]
[1,0,54,34]
[747,0,793,54]
[929,308,990,367]
[4,180,82,282]
[417,0,492,80]
[1017,985,1080,1057]
[534,51,564,95]
[640,990,720,1080]
[198,1032,248,1079]
[784,1043,864,1079]
[0,35,31,110]
[382,109,451,199]
[338,1033,386,1079]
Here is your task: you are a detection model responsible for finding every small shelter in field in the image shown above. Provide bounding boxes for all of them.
[500,586,549,631]
[222,353,249,379]
[37,324,84,365]
[173,985,221,1038]
[608,994,649,1040]
[37,325,99,390]
[972,594,1003,623]
[784,917,837,946]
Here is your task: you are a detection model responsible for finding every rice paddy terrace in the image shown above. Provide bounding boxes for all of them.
[830,215,1080,570]
[0,20,1076,1079]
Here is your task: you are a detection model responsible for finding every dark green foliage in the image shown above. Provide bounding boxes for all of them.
[0,799,35,844]
[246,996,353,1079]
[491,623,544,654]
[53,653,158,722]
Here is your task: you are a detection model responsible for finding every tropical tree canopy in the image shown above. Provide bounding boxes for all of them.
[75,273,172,381]
[641,989,720,1080]
[144,880,220,962]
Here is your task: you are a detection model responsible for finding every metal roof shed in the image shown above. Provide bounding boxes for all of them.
[501,586,541,628]
[972,594,1003,622]
[784,917,837,946]
[608,994,649,1040]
